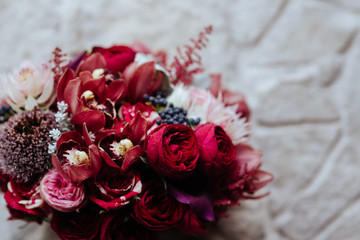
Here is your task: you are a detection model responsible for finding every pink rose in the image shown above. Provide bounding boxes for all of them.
[195,123,235,176]
[40,169,87,212]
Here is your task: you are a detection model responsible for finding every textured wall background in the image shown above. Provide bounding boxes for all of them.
[0,0,359,239]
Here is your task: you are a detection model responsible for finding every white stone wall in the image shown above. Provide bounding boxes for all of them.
[0,0,359,239]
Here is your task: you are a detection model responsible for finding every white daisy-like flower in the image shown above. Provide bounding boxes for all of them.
[167,84,249,144]
[0,61,56,112]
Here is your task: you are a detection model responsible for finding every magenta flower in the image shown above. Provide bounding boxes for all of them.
[40,169,87,212]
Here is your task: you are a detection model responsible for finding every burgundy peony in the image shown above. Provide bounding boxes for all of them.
[40,169,87,212]
[132,178,187,230]
[89,168,142,210]
[146,124,199,180]
[51,208,103,240]
[195,123,236,176]
[99,212,158,240]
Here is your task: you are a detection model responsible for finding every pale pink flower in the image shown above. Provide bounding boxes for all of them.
[40,169,87,212]
[0,61,56,112]
[167,84,249,145]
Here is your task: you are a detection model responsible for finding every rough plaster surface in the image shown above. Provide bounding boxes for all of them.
[0,0,359,239]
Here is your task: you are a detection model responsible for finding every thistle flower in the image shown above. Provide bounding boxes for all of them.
[0,109,57,183]
[0,61,56,112]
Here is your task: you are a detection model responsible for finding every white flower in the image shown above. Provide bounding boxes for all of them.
[167,84,249,144]
[0,61,56,112]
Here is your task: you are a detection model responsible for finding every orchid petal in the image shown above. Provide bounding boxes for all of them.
[170,186,215,221]
[121,145,143,173]
[57,68,75,102]
[71,110,106,132]
[76,52,107,75]
[24,95,38,111]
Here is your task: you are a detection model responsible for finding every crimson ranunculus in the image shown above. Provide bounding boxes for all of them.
[89,168,142,211]
[99,212,158,240]
[4,179,50,223]
[145,124,199,180]
[195,123,235,176]
[91,45,136,73]
[51,208,103,240]
[132,178,187,230]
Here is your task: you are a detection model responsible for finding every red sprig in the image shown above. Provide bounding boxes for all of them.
[169,25,213,85]
[49,47,67,85]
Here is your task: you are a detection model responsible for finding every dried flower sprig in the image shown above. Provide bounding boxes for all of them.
[169,25,213,85]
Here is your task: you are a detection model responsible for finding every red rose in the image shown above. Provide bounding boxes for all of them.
[51,208,102,240]
[195,123,235,176]
[91,45,136,73]
[89,168,142,211]
[178,208,207,234]
[99,212,158,240]
[132,178,187,230]
[4,179,50,223]
[145,124,199,180]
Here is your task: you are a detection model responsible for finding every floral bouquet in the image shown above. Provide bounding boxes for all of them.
[0,26,273,239]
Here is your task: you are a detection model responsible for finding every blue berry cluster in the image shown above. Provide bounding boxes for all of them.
[0,105,15,124]
[156,103,200,127]
[143,91,168,107]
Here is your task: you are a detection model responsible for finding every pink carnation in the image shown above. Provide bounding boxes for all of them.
[40,169,87,212]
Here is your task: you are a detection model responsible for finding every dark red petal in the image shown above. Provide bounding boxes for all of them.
[127,62,156,103]
[88,144,102,178]
[100,150,120,169]
[66,164,93,184]
[71,110,106,132]
[57,68,75,103]
[122,113,147,145]
[82,123,93,147]
[121,145,143,173]
[63,78,82,115]
[76,52,107,75]
[51,155,71,181]
[106,80,126,103]
[57,131,85,151]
